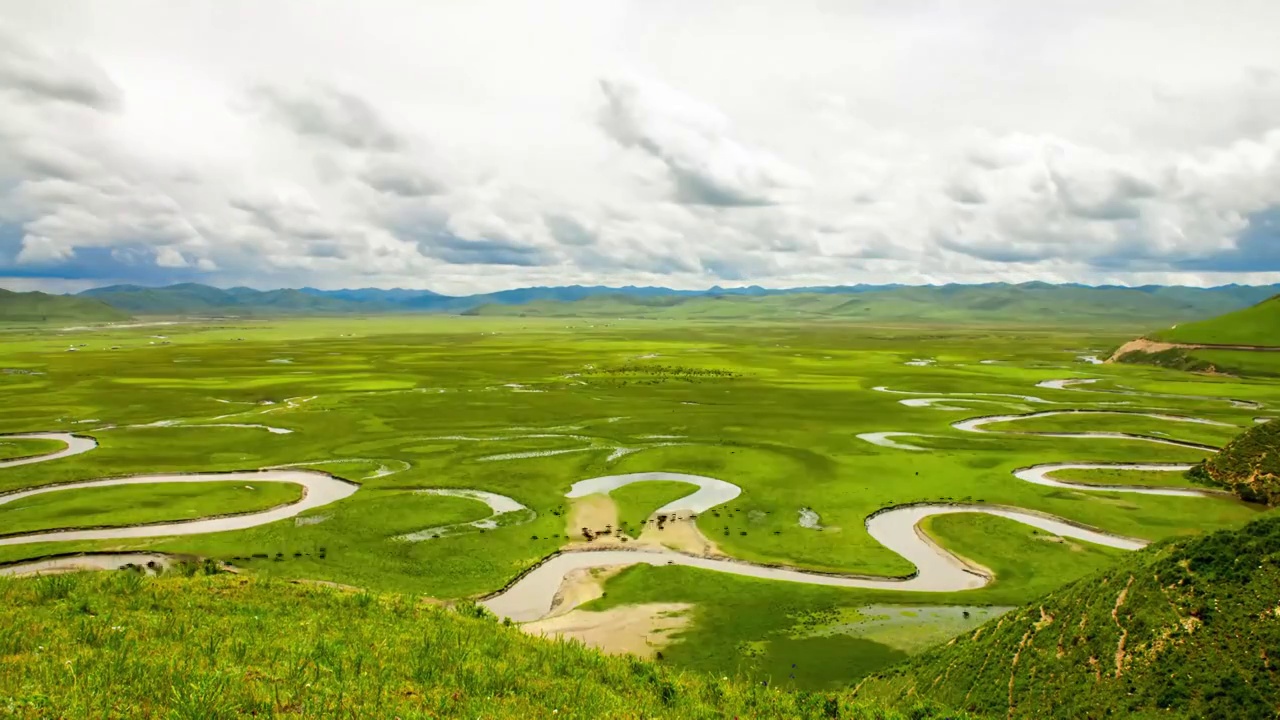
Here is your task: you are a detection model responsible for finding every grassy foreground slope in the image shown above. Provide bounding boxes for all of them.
[0,572,961,720]
[0,289,129,324]
[1193,420,1280,505]
[1153,295,1280,346]
[854,514,1280,719]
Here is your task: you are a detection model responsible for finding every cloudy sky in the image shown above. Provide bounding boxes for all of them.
[2,1,1279,294]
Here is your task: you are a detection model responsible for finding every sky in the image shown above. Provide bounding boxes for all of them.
[1,1,1279,295]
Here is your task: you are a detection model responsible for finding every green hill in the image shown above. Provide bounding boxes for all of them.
[0,570,959,719]
[1191,421,1280,505]
[1151,294,1280,346]
[1111,295,1280,375]
[0,288,130,324]
[854,513,1280,719]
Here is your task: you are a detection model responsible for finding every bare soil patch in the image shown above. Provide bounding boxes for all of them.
[522,602,693,658]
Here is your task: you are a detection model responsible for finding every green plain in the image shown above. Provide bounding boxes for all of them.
[0,481,305,536]
[0,315,1276,688]
[0,438,65,462]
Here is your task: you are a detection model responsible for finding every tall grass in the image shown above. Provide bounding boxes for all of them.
[0,571,963,719]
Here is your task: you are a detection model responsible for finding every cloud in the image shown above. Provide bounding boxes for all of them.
[1174,206,1280,272]
[154,246,189,268]
[544,214,596,247]
[362,160,445,198]
[8,176,208,265]
[422,234,554,267]
[0,26,121,111]
[933,130,1280,271]
[247,84,404,151]
[597,77,807,207]
[14,234,72,264]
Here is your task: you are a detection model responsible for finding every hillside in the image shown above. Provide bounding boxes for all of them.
[0,289,130,324]
[1152,294,1280,346]
[1111,295,1280,375]
[1192,420,1280,505]
[854,514,1280,719]
[0,570,959,719]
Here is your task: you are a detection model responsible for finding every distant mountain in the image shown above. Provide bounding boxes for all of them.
[79,284,380,315]
[468,283,1280,327]
[297,287,441,304]
[856,513,1280,719]
[58,281,1280,325]
[0,288,130,324]
[75,283,717,315]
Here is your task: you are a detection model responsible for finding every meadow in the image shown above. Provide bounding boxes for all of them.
[1,315,1276,688]
[1,571,957,720]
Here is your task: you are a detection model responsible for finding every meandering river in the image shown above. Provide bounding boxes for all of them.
[0,376,1250,620]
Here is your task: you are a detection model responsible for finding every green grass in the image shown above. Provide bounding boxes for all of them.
[1185,348,1280,377]
[610,480,700,530]
[0,438,65,461]
[855,512,1280,719]
[979,413,1244,447]
[920,513,1128,597]
[0,481,305,536]
[0,570,957,719]
[1153,294,1280,346]
[1047,466,1205,489]
[1118,293,1280,377]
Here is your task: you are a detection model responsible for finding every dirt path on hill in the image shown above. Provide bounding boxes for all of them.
[1108,338,1280,362]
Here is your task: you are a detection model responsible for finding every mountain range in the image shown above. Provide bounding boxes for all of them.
[0,281,1278,325]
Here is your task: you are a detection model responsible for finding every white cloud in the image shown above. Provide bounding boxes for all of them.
[597,76,808,206]
[0,24,120,111]
[0,1,1278,293]
[154,246,188,268]
[15,235,73,264]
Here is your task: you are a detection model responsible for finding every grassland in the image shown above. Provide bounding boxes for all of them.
[1,315,1277,688]
[0,437,65,461]
[1046,466,1205,489]
[0,482,303,536]
[0,570,960,719]
[978,412,1246,447]
[1184,348,1280,377]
